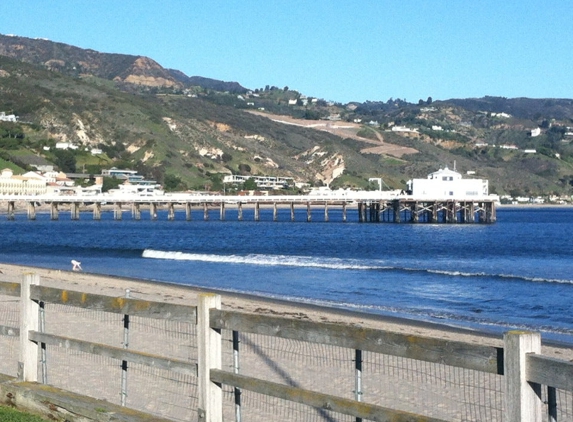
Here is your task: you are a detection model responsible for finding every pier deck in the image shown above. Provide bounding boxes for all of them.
[0,193,497,224]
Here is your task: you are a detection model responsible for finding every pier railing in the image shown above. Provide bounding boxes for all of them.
[1,274,570,421]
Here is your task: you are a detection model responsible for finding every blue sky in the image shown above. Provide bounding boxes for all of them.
[2,1,572,103]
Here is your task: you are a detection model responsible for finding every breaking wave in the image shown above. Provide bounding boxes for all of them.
[142,249,573,285]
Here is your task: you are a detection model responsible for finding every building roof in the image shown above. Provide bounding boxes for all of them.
[428,166,461,179]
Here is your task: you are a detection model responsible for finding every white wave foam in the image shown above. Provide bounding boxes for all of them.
[142,249,383,270]
[142,249,573,285]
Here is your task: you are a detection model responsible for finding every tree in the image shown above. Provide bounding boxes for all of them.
[102,176,123,192]
[238,163,251,174]
[242,177,258,191]
[304,109,321,120]
[427,96,433,105]
[283,86,289,91]
[163,174,183,191]
[54,149,76,173]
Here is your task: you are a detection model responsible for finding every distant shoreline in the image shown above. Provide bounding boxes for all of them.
[498,203,573,209]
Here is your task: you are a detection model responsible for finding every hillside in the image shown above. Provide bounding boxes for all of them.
[1,34,573,197]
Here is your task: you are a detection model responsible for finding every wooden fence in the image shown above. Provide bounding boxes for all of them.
[1,273,573,421]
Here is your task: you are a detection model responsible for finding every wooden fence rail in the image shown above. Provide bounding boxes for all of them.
[210,309,503,374]
[0,276,572,421]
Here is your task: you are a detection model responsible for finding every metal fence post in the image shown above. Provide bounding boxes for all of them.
[197,293,222,422]
[355,349,363,422]
[233,330,242,422]
[547,386,557,422]
[504,330,542,422]
[121,288,130,406]
[18,273,40,382]
[39,299,47,384]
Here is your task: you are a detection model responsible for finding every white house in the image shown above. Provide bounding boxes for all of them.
[101,168,139,178]
[406,167,489,199]
[530,128,541,137]
[392,126,418,133]
[0,112,18,122]
[55,142,73,150]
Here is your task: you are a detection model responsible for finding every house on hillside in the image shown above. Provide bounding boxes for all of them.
[101,168,139,179]
[0,112,18,122]
[406,167,489,199]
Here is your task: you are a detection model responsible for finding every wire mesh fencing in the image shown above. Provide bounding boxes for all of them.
[363,352,504,421]
[0,293,19,377]
[541,387,573,422]
[37,299,197,421]
[217,329,507,422]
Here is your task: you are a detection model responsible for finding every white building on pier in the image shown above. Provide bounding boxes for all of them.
[406,167,489,199]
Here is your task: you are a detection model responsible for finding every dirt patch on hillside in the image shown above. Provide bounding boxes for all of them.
[246,110,418,158]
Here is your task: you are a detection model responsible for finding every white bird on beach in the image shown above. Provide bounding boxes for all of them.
[71,260,82,271]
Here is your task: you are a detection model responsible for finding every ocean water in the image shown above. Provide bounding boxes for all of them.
[1,206,573,343]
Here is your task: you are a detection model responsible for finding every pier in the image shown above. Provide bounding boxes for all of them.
[0,193,497,223]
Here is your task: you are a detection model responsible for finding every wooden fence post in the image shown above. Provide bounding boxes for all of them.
[504,331,542,422]
[197,293,222,422]
[19,273,40,382]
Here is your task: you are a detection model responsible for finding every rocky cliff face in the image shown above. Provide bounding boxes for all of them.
[115,57,182,88]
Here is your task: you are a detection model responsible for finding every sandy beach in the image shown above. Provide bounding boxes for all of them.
[1,262,571,360]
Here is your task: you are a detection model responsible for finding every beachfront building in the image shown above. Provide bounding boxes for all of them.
[107,179,163,197]
[101,168,139,179]
[406,167,489,199]
[0,168,48,195]
[223,175,295,190]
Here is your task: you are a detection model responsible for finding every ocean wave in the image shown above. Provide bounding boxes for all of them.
[142,249,384,270]
[141,249,573,285]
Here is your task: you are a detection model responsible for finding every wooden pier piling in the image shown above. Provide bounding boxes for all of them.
[254,202,260,221]
[131,203,140,220]
[27,202,36,220]
[185,203,192,221]
[114,203,122,220]
[93,203,102,220]
[219,202,225,221]
[50,203,59,220]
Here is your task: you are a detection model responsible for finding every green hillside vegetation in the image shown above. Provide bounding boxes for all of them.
[1,34,573,197]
